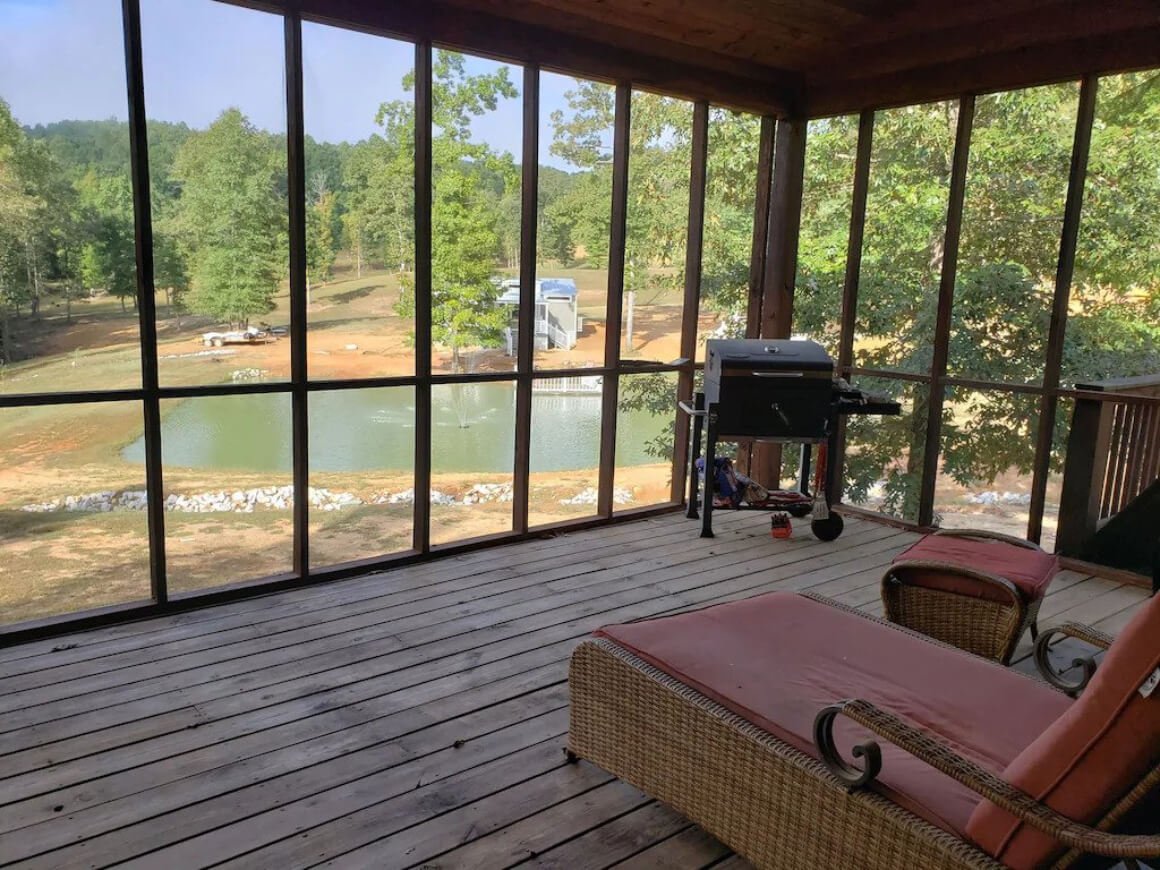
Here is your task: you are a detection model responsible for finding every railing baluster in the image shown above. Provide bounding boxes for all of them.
[1144,404,1160,488]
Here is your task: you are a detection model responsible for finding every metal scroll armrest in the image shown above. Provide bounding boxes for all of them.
[1033,622,1113,696]
[814,698,1160,860]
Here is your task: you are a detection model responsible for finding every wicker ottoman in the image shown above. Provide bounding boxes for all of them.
[882,530,1059,664]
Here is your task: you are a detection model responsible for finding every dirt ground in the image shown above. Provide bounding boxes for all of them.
[0,462,674,624]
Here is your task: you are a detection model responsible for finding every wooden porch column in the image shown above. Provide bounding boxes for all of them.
[512,65,539,533]
[752,118,807,487]
[412,41,434,553]
[1028,75,1098,546]
[737,116,775,479]
[597,83,631,518]
[672,101,710,503]
[745,117,776,340]
[916,95,975,528]
[828,108,876,505]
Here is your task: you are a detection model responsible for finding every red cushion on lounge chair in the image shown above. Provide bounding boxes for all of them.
[892,534,1058,603]
[595,592,1070,840]
[966,593,1160,869]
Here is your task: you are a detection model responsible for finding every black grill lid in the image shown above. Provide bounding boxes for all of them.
[707,338,832,370]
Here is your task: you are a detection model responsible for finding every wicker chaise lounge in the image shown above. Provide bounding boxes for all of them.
[568,590,1160,869]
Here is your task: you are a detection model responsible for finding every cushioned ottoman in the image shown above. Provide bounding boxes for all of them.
[882,529,1059,663]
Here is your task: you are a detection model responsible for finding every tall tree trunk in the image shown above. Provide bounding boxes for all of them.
[0,307,11,365]
[31,254,42,320]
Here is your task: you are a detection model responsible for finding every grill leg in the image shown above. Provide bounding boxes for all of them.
[701,413,718,538]
[824,420,842,507]
[798,443,812,496]
[687,392,704,520]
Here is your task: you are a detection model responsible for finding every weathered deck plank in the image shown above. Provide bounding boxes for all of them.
[0,511,1144,869]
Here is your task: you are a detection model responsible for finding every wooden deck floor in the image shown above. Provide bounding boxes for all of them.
[0,511,1148,869]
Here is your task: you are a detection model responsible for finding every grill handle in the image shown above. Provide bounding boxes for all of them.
[750,371,805,378]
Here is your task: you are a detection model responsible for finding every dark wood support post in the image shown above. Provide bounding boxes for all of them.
[753,118,806,487]
[739,116,775,478]
[597,83,631,517]
[673,100,709,504]
[828,108,875,505]
[745,116,776,341]
[121,0,167,603]
[760,119,807,341]
[285,10,310,577]
[412,41,433,553]
[513,65,539,533]
[1029,75,1098,546]
[917,95,975,528]
[1057,392,1113,550]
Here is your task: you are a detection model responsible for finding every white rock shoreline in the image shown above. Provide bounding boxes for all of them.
[19,482,636,514]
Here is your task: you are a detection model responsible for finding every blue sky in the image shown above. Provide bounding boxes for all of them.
[0,0,584,169]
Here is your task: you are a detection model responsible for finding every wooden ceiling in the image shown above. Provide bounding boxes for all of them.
[292,0,1160,116]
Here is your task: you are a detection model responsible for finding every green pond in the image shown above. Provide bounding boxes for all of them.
[124,382,673,473]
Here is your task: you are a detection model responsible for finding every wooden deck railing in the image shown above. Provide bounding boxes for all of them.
[1057,374,1160,551]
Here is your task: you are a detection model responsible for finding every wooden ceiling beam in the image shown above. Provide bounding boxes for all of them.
[806,25,1160,117]
[817,0,1160,81]
[834,0,1064,46]
[286,0,801,116]
[436,0,804,72]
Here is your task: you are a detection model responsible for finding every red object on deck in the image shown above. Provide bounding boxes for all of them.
[770,513,793,539]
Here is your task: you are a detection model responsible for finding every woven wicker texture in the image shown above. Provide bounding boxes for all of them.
[882,564,1042,663]
[832,699,1160,861]
[569,598,1160,870]
[569,638,1005,870]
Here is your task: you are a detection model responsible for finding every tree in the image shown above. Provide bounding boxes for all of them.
[170,108,286,327]
[306,173,337,301]
[0,102,35,362]
[76,171,136,312]
[792,79,1160,518]
[536,166,579,265]
[342,124,412,273]
[0,99,80,362]
[386,51,519,371]
[547,81,615,266]
[153,222,189,322]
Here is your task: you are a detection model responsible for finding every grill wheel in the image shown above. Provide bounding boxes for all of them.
[810,514,845,542]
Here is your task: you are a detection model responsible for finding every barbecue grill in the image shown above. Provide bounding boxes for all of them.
[683,338,901,540]
[705,339,834,440]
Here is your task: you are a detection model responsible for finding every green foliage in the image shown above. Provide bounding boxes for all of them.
[702,110,762,329]
[546,82,615,266]
[76,171,136,308]
[792,80,1160,518]
[306,179,337,289]
[386,50,520,369]
[170,108,286,326]
[0,99,84,360]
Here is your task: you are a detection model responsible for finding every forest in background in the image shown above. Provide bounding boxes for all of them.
[2,56,1159,519]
